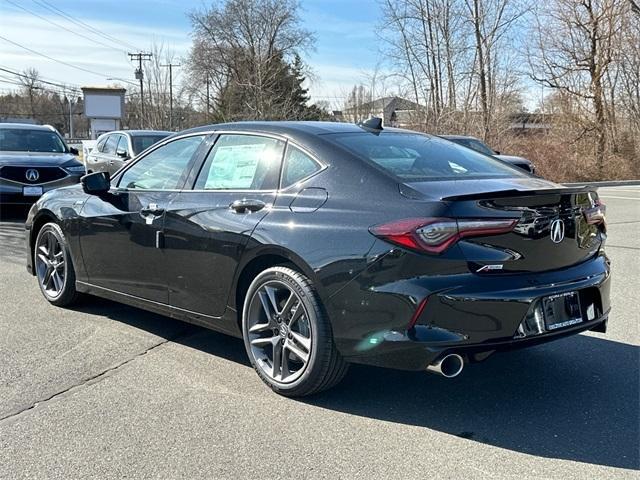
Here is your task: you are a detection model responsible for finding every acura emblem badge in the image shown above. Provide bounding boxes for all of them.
[550,219,565,243]
[25,168,39,182]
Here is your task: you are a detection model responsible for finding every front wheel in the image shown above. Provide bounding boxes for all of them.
[34,222,79,307]
[242,266,348,397]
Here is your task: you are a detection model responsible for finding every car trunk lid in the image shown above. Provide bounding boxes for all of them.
[404,179,605,273]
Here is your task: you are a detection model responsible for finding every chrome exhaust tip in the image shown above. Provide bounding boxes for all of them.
[426,354,464,378]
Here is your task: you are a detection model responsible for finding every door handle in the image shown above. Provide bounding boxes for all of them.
[230,199,266,213]
[140,203,164,216]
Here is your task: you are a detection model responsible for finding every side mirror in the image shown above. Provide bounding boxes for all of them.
[116,150,129,159]
[494,150,501,155]
[69,147,79,155]
[81,171,110,195]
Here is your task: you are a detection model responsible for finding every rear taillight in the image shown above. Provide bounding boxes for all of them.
[370,217,518,254]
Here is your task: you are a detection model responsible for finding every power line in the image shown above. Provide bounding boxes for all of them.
[0,66,81,92]
[3,0,129,55]
[0,33,132,84]
[31,0,142,52]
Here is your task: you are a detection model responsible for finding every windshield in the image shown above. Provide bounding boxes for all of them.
[0,128,67,153]
[132,135,169,155]
[331,132,524,181]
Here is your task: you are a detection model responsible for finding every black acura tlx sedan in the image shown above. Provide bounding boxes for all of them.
[25,120,611,397]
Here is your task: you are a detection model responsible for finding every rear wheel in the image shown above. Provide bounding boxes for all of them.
[242,266,348,397]
[34,222,79,307]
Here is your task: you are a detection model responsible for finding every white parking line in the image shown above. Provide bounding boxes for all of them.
[599,195,640,200]
[599,189,640,193]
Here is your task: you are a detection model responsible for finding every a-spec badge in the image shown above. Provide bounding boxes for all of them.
[476,264,504,273]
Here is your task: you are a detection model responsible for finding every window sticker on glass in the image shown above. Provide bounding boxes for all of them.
[196,135,284,190]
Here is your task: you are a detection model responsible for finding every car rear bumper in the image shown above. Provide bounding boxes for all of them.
[328,250,611,370]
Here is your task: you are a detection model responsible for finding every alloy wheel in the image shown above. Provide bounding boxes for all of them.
[246,281,312,384]
[35,230,66,298]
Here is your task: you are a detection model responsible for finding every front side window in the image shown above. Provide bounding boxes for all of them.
[331,132,524,182]
[282,145,321,187]
[0,128,67,153]
[116,135,129,157]
[118,135,204,190]
[194,134,285,190]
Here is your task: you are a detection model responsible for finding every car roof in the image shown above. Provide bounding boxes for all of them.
[0,123,57,132]
[178,121,414,137]
[104,130,172,136]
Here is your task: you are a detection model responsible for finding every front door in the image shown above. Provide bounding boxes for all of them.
[163,133,286,317]
[79,134,206,303]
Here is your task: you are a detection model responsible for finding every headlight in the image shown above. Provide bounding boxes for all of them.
[65,165,86,173]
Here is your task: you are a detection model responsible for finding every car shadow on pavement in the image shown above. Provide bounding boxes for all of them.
[306,335,640,471]
[68,296,638,471]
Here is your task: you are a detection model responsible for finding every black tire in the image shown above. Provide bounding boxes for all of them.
[34,222,79,307]
[242,266,348,397]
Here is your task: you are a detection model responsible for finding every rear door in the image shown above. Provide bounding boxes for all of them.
[96,134,119,174]
[80,134,206,302]
[108,134,130,175]
[163,133,286,317]
[86,135,108,173]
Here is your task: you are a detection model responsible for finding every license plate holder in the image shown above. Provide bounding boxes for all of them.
[543,291,583,330]
[23,186,43,196]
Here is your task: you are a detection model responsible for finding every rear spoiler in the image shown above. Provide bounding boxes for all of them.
[441,186,596,202]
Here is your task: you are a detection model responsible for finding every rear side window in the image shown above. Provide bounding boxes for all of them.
[331,132,524,181]
[194,134,285,190]
[282,145,321,187]
[96,136,107,152]
[103,135,118,155]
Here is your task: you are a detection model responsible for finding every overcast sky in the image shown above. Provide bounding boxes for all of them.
[0,0,383,108]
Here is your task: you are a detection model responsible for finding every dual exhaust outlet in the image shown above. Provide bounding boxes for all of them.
[426,353,464,378]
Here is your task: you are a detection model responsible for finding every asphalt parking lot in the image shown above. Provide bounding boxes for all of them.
[0,186,638,479]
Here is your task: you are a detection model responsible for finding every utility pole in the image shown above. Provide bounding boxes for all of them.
[205,74,210,120]
[66,96,74,139]
[128,52,152,127]
[160,63,180,130]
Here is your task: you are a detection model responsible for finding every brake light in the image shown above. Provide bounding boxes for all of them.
[370,217,518,254]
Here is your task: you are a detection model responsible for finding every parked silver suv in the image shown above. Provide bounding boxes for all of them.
[85,130,171,175]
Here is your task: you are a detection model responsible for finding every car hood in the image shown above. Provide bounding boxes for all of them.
[401,176,561,200]
[0,151,80,167]
[495,154,532,165]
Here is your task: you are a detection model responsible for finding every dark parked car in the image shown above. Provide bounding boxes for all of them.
[26,120,610,397]
[85,130,170,176]
[0,123,84,205]
[441,134,536,173]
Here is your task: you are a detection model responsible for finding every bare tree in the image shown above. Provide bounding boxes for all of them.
[186,0,315,120]
[528,0,626,173]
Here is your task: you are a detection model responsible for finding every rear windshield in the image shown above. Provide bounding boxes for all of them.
[132,135,169,155]
[0,128,67,153]
[331,132,524,181]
